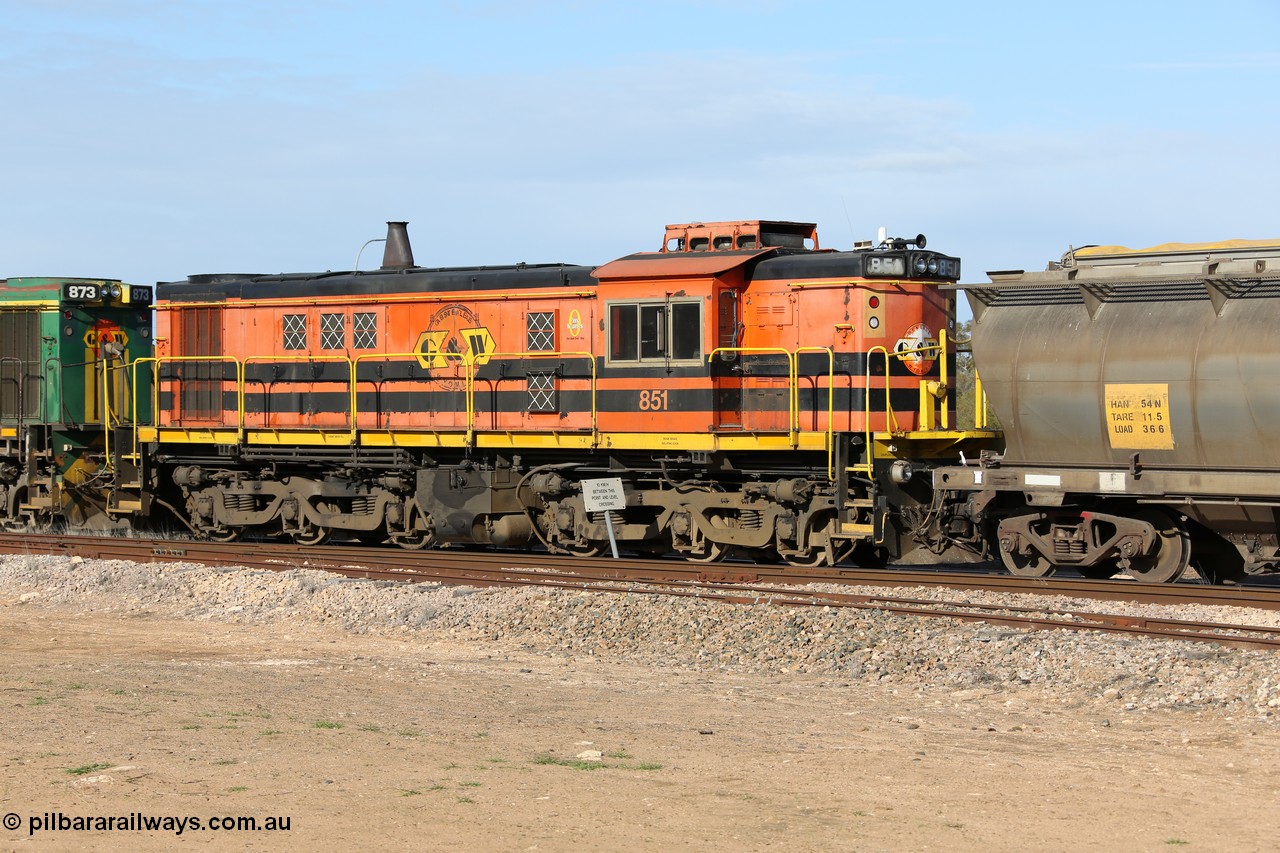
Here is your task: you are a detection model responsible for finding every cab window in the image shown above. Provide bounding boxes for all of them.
[608,300,702,364]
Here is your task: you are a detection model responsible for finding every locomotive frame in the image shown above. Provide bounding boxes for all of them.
[109,220,998,565]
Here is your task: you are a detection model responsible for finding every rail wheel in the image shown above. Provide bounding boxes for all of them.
[392,531,432,550]
[684,541,729,563]
[1123,509,1189,584]
[562,541,605,557]
[782,548,829,568]
[999,544,1056,578]
[290,524,332,547]
[391,503,436,550]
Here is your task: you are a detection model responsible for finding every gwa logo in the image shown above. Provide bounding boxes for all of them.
[414,304,495,370]
[893,323,938,376]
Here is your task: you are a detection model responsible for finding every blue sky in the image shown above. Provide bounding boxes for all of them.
[2,0,1277,303]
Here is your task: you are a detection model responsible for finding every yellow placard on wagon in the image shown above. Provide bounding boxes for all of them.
[1104,383,1174,450]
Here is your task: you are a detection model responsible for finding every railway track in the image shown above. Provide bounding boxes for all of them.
[3,533,1279,651]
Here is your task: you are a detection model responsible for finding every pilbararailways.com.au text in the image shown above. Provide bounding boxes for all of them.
[7,811,291,836]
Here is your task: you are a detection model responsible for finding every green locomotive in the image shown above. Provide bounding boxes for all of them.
[0,277,153,529]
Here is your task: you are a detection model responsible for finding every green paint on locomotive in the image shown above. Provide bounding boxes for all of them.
[0,277,154,430]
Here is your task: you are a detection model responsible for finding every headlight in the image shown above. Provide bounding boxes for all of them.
[927,258,939,274]
[913,257,928,274]
[108,283,122,298]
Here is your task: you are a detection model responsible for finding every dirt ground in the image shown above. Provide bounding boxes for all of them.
[0,604,1278,852]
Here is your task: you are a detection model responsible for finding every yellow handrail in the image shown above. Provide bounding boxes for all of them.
[241,355,354,435]
[793,346,835,479]
[860,346,897,474]
[128,355,245,461]
[858,334,954,471]
[351,350,597,446]
[939,328,949,430]
[975,371,987,429]
[348,350,469,441]
[100,354,113,471]
[460,350,599,446]
[707,347,797,442]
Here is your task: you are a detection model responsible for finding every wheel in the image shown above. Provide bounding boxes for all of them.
[782,547,830,568]
[1123,509,1189,584]
[558,536,604,557]
[684,541,729,563]
[999,544,1056,578]
[290,525,332,546]
[779,513,843,568]
[391,503,436,550]
[391,531,434,550]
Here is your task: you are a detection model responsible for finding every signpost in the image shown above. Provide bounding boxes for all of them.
[581,477,626,559]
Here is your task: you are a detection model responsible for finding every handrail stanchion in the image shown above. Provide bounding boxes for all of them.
[940,328,949,430]
[793,346,835,480]
[707,347,797,443]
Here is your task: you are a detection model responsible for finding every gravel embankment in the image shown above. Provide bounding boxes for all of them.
[4,553,1280,719]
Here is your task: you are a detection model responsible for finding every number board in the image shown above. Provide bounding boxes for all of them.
[62,283,101,302]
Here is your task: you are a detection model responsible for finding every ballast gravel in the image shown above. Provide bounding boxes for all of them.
[3,552,1280,720]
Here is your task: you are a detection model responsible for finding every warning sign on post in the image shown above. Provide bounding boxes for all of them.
[582,478,626,513]
[1104,383,1174,450]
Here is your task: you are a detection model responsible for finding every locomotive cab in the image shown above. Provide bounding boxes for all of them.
[0,277,153,530]
[661,220,819,253]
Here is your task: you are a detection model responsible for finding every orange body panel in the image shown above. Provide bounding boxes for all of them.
[153,231,958,438]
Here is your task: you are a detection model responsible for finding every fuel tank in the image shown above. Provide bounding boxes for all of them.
[966,240,1280,469]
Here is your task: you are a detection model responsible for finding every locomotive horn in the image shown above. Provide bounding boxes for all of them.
[381,221,415,269]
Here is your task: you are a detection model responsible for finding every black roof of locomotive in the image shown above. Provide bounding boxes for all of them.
[156,262,600,302]
[597,246,961,284]
[156,243,962,302]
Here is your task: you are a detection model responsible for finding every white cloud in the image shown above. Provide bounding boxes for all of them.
[0,6,1276,287]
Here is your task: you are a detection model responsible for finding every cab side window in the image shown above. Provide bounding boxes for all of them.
[607,300,701,364]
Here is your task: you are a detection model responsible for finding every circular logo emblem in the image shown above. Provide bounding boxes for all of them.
[415,304,493,389]
[894,323,938,376]
[567,309,584,337]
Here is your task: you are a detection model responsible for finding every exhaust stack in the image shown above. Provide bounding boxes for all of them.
[380,221,415,269]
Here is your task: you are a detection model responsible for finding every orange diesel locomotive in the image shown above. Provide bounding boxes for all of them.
[137,220,996,564]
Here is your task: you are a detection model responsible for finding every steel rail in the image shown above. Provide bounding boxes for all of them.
[4,533,1280,650]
